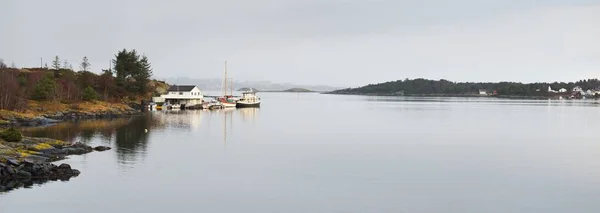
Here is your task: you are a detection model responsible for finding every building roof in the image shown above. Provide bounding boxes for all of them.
[167,85,197,92]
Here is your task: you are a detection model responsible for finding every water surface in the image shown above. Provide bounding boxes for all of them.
[2,94,600,213]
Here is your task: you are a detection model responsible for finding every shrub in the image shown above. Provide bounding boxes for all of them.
[82,86,98,101]
[1,127,23,142]
[31,76,57,101]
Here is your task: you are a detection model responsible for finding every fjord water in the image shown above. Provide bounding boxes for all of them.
[2,93,600,213]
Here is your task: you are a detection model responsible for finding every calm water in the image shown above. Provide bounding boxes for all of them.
[2,93,600,213]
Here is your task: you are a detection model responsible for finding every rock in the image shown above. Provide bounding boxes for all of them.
[22,158,36,166]
[71,169,80,176]
[93,146,111,152]
[5,166,15,175]
[63,148,90,155]
[6,158,19,166]
[15,170,31,179]
[58,163,71,170]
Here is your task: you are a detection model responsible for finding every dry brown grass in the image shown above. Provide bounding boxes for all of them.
[1,100,133,120]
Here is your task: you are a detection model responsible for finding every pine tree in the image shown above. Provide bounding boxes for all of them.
[52,56,61,70]
[31,76,57,101]
[82,86,97,101]
[80,56,91,71]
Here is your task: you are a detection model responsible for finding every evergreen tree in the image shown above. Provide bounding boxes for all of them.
[112,49,153,95]
[52,56,61,70]
[52,56,61,77]
[31,76,57,101]
[80,56,91,71]
[82,86,97,101]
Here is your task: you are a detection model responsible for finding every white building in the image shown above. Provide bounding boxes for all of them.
[558,88,568,93]
[478,89,487,95]
[573,86,583,93]
[152,85,204,107]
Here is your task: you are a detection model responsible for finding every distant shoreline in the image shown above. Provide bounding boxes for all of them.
[321,92,590,100]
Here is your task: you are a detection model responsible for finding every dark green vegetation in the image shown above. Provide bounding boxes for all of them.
[329,78,600,97]
[0,49,155,111]
[0,128,22,142]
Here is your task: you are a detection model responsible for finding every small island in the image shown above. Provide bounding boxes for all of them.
[256,88,316,93]
[282,88,315,93]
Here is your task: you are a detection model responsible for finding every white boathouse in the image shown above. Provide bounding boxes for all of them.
[152,85,204,107]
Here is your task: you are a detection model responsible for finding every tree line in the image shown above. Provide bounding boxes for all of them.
[330,78,600,96]
[0,49,154,111]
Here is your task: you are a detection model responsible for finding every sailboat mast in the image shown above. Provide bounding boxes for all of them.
[222,61,228,96]
[230,78,233,96]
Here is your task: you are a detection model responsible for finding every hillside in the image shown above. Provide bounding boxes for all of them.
[327,78,600,97]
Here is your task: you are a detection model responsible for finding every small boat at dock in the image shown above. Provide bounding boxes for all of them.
[236,90,261,108]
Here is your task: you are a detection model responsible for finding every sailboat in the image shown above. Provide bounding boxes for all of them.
[219,61,237,108]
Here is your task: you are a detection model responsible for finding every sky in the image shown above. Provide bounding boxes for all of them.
[1,0,599,87]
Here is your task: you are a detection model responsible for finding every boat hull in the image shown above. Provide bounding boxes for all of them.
[236,101,261,108]
[222,102,236,108]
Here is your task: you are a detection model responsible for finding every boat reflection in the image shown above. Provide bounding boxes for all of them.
[237,108,259,122]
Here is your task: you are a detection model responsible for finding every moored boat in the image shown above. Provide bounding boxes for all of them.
[236,90,261,108]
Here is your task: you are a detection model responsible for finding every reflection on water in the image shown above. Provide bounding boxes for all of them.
[19,109,259,166]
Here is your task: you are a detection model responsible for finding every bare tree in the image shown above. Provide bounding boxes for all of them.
[0,59,7,69]
[10,62,16,68]
[80,56,91,71]
[63,59,70,69]
[44,63,49,69]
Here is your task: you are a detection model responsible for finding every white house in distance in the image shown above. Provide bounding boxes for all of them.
[152,85,204,107]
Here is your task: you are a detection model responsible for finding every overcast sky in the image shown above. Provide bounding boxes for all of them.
[1,0,599,87]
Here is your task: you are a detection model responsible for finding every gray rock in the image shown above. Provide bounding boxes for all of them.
[6,158,19,166]
[15,170,31,179]
[93,146,111,152]
[58,163,71,170]
[5,166,15,175]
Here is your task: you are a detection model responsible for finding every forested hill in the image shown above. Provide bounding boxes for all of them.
[327,78,600,96]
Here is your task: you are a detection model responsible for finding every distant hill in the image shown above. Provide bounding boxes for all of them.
[159,77,343,92]
[327,78,600,97]
[237,88,260,92]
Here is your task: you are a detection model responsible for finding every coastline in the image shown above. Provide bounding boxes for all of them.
[0,132,111,192]
[0,100,142,128]
[322,92,582,100]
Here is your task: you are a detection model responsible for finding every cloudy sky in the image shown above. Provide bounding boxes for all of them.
[1,0,599,87]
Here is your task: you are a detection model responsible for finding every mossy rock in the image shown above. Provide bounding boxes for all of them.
[30,143,54,151]
[0,127,22,142]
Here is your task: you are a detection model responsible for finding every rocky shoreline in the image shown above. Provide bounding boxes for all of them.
[0,136,111,192]
[1,108,141,127]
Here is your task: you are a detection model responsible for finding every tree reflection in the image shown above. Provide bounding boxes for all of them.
[114,115,151,164]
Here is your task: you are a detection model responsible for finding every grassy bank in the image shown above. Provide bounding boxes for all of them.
[0,100,138,126]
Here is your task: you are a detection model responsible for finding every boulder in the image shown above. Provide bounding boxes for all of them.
[15,170,31,179]
[93,146,111,152]
[6,157,19,166]
[58,163,71,171]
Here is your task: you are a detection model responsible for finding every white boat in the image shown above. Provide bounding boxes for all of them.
[236,89,261,108]
[171,104,181,109]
